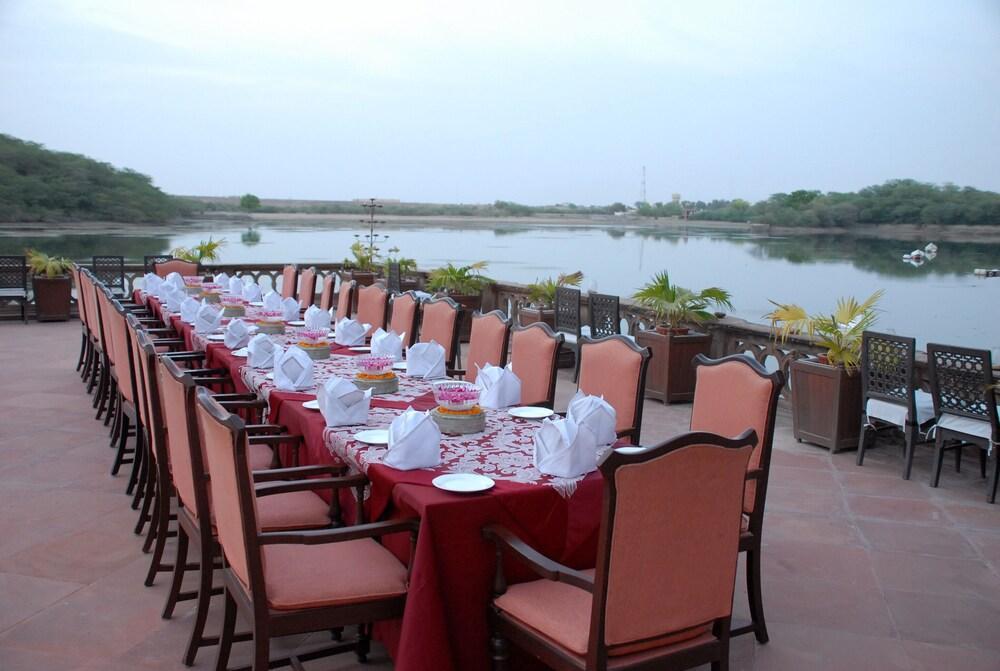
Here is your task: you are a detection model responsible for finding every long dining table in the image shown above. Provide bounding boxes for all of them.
[138,291,607,671]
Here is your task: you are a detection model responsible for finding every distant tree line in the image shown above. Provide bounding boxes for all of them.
[678,180,1000,227]
[0,134,191,223]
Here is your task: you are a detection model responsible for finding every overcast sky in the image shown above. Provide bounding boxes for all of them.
[1,1,998,205]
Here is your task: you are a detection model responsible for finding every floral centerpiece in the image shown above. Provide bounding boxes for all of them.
[255,309,285,334]
[432,381,481,415]
[199,282,223,303]
[220,294,247,318]
[182,275,203,295]
[296,328,331,360]
[354,355,399,394]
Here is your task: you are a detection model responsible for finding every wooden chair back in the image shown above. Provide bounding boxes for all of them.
[588,292,621,338]
[510,322,564,408]
[388,291,420,348]
[319,274,335,311]
[928,344,999,433]
[280,264,298,299]
[297,266,317,309]
[0,255,27,292]
[464,310,511,383]
[92,255,125,295]
[576,335,651,444]
[154,258,198,278]
[387,261,401,293]
[419,296,463,368]
[860,331,918,419]
[356,283,389,335]
[335,279,356,323]
[144,255,172,274]
[554,286,581,337]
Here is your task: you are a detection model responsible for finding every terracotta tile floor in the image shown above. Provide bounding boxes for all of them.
[1,321,998,670]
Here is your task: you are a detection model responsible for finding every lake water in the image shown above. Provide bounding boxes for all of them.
[3,218,998,356]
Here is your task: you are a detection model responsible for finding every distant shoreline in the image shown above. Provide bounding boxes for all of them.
[3,212,1000,243]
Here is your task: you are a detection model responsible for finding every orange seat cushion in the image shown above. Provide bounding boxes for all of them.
[494,574,709,657]
[262,539,407,611]
[257,491,331,531]
[248,444,276,470]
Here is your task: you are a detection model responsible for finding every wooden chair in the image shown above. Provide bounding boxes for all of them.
[92,255,126,296]
[927,344,999,503]
[153,258,198,278]
[576,335,651,444]
[389,290,420,348]
[143,255,172,274]
[297,266,317,310]
[387,261,402,293]
[690,353,784,643]
[279,264,298,299]
[319,273,336,311]
[71,264,90,370]
[554,286,582,350]
[453,310,511,382]
[335,278,356,323]
[419,295,464,370]
[856,331,936,479]
[356,283,389,335]
[483,429,757,671]
[0,255,29,323]
[510,322,564,408]
[588,292,621,339]
[194,387,419,671]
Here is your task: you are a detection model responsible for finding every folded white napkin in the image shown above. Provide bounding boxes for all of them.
[406,341,447,379]
[384,408,442,470]
[214,272,230,285]
[304,305,332,331]
[566,391,618,446]
[224,319,251,349]
[180,296,200,324]
[476,363,522,409]
[165,272,185,290]
[247,334,282,368]
[273,346,314,390]
[370,328,405,361]
[243,283,262,302]
[155,279,172,300]
[317,376,372,427]
[281,296,300,321]
[262,291,282,311]
[533,417,599,478]
[163,286,185,313]
[227,276,244,295]
[334,317,370,346]
[142,273,162,294]
[194,301,223,334]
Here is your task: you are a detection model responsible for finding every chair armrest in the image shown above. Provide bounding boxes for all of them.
[482,524,594,593]
[218,399,268,410]
[184,367,228,376]
[143,327,175,335]
[252,464,350,482]
[163,351,206,361]
[258,518,419,546]
[746,468,765,481]
[191,376,228,386]
[245,424,283,435]
[153,338,187,347]
[448,368,466,378]
[213,393,259,401]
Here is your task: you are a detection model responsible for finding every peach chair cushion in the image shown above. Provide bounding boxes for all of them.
[335,280,353,322]
[603,444,751,648]
[297,267,317,309]
[206,490,330,532]
[95,290,115,364]
[262,538,407,610]
[158,362,199,511]
[577,339,643,434]
[464,313,508,383]
[419,300,459,362]
[495,571,710,657]
[280,265,297,299]
[197,404,260,588]
[356,285,388,335]
[389,293,418,344]
[319,275,335,311]
[689,360,775,513]
[248,444,276,471]
[154,259,198,278]
[511,326,559,406]
[107,307,135,403]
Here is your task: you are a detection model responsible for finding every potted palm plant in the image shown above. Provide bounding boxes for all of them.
[765,290,883,452]
[341,240,379,286]
[426,261,492,341]
[27,249,74,321]
[521,271,584,328]
[632,271,733,403]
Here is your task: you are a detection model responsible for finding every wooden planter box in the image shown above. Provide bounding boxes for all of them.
[790,357,862,452]
[340,270,378,287]
[33,275,72,322]
[636,328,710,404]
[518,306,555,329]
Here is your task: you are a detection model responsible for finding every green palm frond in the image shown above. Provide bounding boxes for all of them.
[633,271,733,327]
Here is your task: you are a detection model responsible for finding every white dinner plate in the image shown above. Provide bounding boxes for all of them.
[392,361,407,371]
[353,429,389,445]
[349,346,371,352]
[508,406,554,420]
[249,301,264,307]
[614,446,646,455]
[432,473,495,493]
[231,347,249,357]
[302,400,320,410]
[288,320,306,326]
[265,372,274,380]
[206,334,226,342]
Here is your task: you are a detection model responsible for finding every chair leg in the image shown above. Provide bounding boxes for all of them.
[141,480,161,554]
[930,434,946,488]
[252,625,270,671]
[144,482,170,581]
[103,379,117,427]
[902,423,917,481]
[162,526,189,618]
[109,395,122,446]
[955,444,963,473]
[215,590,237,671]
[93,360,107,411]
[988,452,999,504]
[135,454,155,536]
[76,329,87,371]
[489,626,509,671]
[110,414,131,476]
[979,449,987,479]
[745,546,769,643]
[183,536,215,666]
[856,422,870,466]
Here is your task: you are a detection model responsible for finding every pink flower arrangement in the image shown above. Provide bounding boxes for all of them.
[297,329,329,345]
[357,355,395,375]
[256,310,283,322]
[220,295,246,306]
[432,381,481,410]
[182,276,203,287]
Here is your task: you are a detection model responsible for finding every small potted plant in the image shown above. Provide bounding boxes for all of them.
[521,271,584,328]
[426,261,492,340]
[26,249,74,321]
[632,271,733,403]
[341,240,379,287]
[765,290,883,452]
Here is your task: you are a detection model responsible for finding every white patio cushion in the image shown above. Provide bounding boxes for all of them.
[937,412,995,440]
[866,390,935,427]
[0,288,27,297]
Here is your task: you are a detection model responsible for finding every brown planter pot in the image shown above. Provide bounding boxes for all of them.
[435,292,482,342]
[340,270,378,287]
[636,328,711,404]
[33,275,73,321]
[519,306,555,329]
[789,357,862,452]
